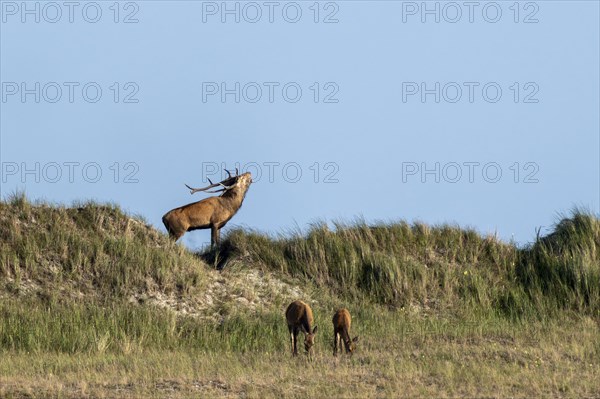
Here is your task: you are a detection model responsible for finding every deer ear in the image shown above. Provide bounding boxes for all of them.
[352,336,360,343]
[312,325,318,334]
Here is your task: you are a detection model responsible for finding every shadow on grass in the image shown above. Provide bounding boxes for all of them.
[195,241,238,271]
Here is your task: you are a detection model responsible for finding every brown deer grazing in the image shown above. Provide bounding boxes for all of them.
[285,300,318,357]
[332,308,359,356]
[162,169,252,247]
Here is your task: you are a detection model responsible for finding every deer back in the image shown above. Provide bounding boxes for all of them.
[332,308,352,334]
[286,300,314,332]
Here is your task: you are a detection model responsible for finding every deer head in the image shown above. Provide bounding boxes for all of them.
[345,336,360,354]
[303,325,318,354]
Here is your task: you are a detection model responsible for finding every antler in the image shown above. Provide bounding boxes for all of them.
[185,174,236,195]
[224,168,239,178]
[185,183,217,194]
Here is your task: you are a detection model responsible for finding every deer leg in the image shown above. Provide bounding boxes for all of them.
[210,225,220,248]
[342,328,350,353]
[163,219,184,241]
[292,327,299,356]
[288,326,295,356]
[210,225,221,248]
[169,229,184,241]
[333,332,338,356]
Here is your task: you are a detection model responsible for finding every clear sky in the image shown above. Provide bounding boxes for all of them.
[1,1,599,249]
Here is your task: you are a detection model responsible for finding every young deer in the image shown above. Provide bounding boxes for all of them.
[285,300,318,357]
[332,308,359,356]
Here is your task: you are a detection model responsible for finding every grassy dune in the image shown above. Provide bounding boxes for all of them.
[0,194,599,398]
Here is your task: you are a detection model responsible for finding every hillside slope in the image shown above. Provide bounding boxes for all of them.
[1,194,599,320]
[0,194,309,323]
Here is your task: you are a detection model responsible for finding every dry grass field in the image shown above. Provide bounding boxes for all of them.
[1,316,599,398]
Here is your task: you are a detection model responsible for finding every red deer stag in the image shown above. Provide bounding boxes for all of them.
[285,300,318,357]
[162,169,252,247]
[332,308,359,356]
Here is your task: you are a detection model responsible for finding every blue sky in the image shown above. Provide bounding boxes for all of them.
[1,1,598,249]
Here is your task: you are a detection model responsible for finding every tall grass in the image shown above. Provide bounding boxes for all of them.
[0,298,287,354]
[220,221,518,311]
[220,210,600,317]
[517,208,600,314]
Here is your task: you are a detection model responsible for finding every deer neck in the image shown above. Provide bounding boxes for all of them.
[341,328,351,344]
[221,186,248,207]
